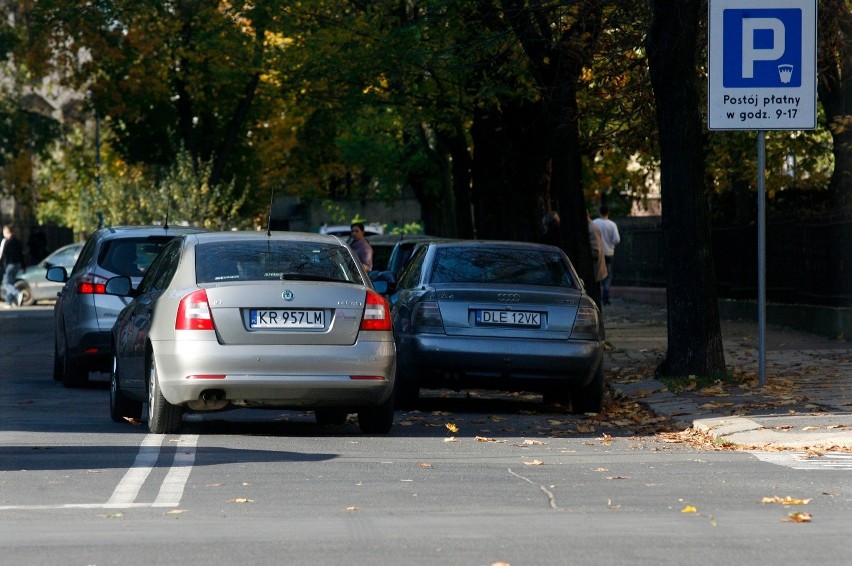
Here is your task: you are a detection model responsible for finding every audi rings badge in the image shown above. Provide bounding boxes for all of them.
[497,293,520,302]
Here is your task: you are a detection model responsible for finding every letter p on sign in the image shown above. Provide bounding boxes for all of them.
[742,18,785,79]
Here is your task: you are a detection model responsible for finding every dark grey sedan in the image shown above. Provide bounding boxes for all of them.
[383,240,605,413]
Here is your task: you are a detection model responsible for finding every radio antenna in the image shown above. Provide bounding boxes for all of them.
[164,183,172,231]
[266,190,274,237]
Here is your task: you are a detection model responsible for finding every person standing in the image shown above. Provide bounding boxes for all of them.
[593,205,620,305]
[0,225,26,308]
[588,211,607,289]
[349,222,373,272]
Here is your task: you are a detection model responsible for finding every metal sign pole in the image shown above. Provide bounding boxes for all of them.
[757,131,767,387]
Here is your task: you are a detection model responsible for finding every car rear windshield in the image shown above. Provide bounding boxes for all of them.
[98,237,176,278]
[195,240,364,284]
[431,247,575,287]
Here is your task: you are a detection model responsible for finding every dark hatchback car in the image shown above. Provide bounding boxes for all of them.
[382,240,605,413]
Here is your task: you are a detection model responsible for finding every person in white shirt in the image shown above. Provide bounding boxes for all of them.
[592,205,620,305]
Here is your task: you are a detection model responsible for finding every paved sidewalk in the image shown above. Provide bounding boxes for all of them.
[603,293,852,450]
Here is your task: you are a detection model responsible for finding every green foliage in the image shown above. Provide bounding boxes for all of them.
[7,0,845,234]
[35,124,246,234]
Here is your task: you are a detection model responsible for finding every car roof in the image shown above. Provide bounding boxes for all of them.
[186,231,348,245]
[427,239,562,252]
[94,225,208,240]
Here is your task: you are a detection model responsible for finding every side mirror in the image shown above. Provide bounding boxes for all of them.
[105,276,133,297]
[45,266,68,283]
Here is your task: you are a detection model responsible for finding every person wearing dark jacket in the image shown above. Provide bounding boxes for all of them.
[1,225,26,307]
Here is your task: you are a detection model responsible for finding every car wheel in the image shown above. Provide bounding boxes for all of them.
[147,357,183,434]
[315,409,348,426]
[110,353,143,423]
[571,366,605,415]
[14,280,34,306]
[358,392,395,434]
[62,341,88,388]
[52,338,63,382]
[393,367,419,410]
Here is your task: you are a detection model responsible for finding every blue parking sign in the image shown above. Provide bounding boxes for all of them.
[708,0,816,131]
[723,9,802,88]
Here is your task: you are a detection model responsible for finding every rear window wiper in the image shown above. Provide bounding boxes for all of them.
[278,272,349,283]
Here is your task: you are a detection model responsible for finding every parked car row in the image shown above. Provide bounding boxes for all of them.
[45,226,605,435]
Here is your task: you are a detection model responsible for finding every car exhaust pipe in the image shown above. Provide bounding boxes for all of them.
[186,389,228,411]
[201,389,225,402]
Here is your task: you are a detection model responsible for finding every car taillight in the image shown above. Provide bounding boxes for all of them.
[78,274,108,295]
[360,290,392,331]
[570,305,600,340]
[176,289,215,331]
[412,301,444,333]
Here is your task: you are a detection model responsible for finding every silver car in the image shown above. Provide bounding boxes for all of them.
[0,242,82,306]
[47,226,207,387]
[386,240,605,413]
[106,231,396,434]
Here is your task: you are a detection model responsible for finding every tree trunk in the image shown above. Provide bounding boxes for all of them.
[818,0,852,210]
[647,0,726,378]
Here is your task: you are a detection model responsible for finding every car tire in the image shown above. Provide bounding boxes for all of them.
[110,353,143,423]
[62,342,88,388]
[147,357,183,434]
[315,409,348,426]
[358,393,395,434]
[571,366,605,415]
[14,280,34,306]
[394,367,419,410]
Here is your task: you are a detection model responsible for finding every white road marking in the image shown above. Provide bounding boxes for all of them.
[105,434,164,507]
[751,451,852,470]
[0,434,199,511]
[153,435,198,507]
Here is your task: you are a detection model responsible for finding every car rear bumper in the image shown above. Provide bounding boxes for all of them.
[396,332,603,388]
[67,331,112,371]
[152,338,396,408]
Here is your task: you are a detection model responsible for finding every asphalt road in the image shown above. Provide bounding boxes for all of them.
[1,307,850,566]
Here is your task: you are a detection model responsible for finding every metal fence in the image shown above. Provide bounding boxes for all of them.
[614,213,852,307]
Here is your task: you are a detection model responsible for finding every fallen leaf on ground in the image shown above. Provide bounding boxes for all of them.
[801,426,820,431]
[123,417,143,426]
[761,496,811,505]
[419,463,433,469]
[445,423,459,433]
[782,512,812,523]
[228,498,254,503]
[606,476,630,480]
[681,505,697,513]
[523,460,544,466]
[444,437,458,443]
[346,506,360,512]
[475,436,498,442]
[165,509,186,515]
[522,439,545,445]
